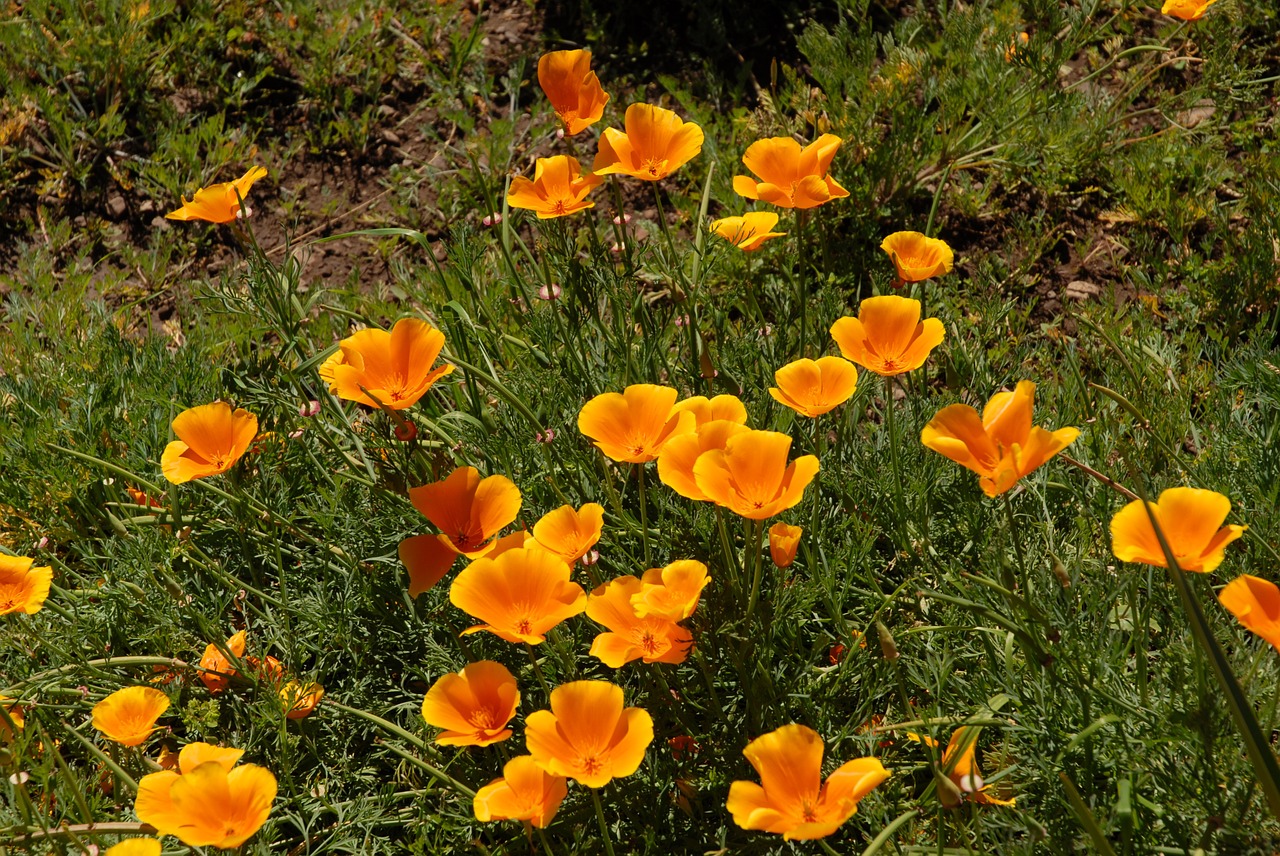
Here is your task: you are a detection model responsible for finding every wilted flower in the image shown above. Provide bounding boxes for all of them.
[537,49,609,135]
[921,381,1079,498]
[732,135,848,209]
[199,630,247,694]
[592,104,704,181]
[507,155,603,219]
[318,317,454,410]
[1219,575,1280,651]
[421,660,519,746]
[710,212,786,251]
[0,555,54,615]
[1110,487,1246,573]
[166,166,267,224]
[769,523,802,568]
[830,296,945,377]
[450,546,587,644]
[92,687,170,747]
[727,723,890,840]
[134,742,276,848]
[880,231,954,284]
[692,430,820,520]
[769,356,859,417]
[532,503,605,565]
[586,575,694,667]
[161,402,258,484]
[474,755,568,828]
[940,728,1015,806]
[578,384,696,463]
[1161,0,1216,20]
[279,682,324,720]
[0,696,24,741]
[524,680,654,787]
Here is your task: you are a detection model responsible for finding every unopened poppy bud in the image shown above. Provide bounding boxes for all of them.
[610,242,625,254]
[537,283,562,300]
[299,400,321,417]
[876,620,899,661]
[1051,555,1070,587]
[935,765,965,808]
[959,772,985,793]
[394,420,418,442]
[36,536,49,550]
[612,213,631,226]
[482,212,503,227]
[581,549,600,567]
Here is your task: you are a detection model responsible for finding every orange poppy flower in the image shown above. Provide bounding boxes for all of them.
[160,402,258,485]
[769,356,859,417]
[732,135,849,210]
[1110,487,1246,573]
[105,840,161,856]
[318,317,454,410]
[829,295,945,377]
[474,755,569,828]
[578,384,696,463]
[450,546,587,644]
[524,680,654,787]
[592,103,704,182]
[0,555,53,615]
[879,231,954,284]
[507,155,603,219]
[166,165,268,223]
[630,559,710,621]
[671,394,749,427]
[657,420,752,502]
[1162,0,1216,19]
[135,742,276,849]
[768,523,802,568]
[1219,575,1280,651]
[532,502,605,564]
[537,49,609,135]
[280,681,324,720]
[921,381,1078,498]
[92,686,170,747]
[421,660,519,746]
[400,467,523,596]
[941,728,1016,806]
[710,212,786,251]
[727,723,890,840]
[199,630,247,694]
[692,430,820,520]
[0,696,24,741]
[586,575,694,667]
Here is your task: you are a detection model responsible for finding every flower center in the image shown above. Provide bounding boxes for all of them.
[642,156,667,177]
[469,708,498,730]
[516,618,533,636]
[801,800,819,822]
[581,755,604,775]
[552,199,567,216]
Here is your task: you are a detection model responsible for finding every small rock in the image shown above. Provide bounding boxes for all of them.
[151,216,171,231]
[1178,99,1215,129]
[139,199,155,213]
[1065,280,1100,301]
[382,130,401,145]
[106,195,127,218]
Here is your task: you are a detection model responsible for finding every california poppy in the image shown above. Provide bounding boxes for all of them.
[710,212,786,251]
[586,575,694,667]
[474,755,569,828]
[524,680,654,787]
[1110,487,1246,573]
[630,559,710,621]
[0,555,53,615]
[166,166,267,223]
[727,723,889,840]
[0,696,24,741]
[421,660,520,746]
[829,296,945,377]
[1162,0,1216,19]
[880,231,954,285]
[104,840,162,856]
[400,467,523,596]
[160,402,258,484]
[921,381,1078,498]
[134,742,276,848]
[940,728,1016,806]
[279,681,324,720]
[318,317,454,410]
[671,394,749,427]
[92,686,170,747]
[769,356,859,417]
[578,384,696,463]
[768,523,802,568]
[692,430,820,520]
[1219,575,1280,651]
[507,155,602,219]
[532,502,605,565]
[537,49,609,135]
[450,546,587,644]
[592,104,704,182]
[657,420,751,502]
[199,630,247,694]
[732,135,849,210]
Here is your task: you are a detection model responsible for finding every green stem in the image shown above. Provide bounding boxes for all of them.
[637,464,652,568]
[524,642,553,700]
[883,375,908,544]
[745,519,766,623]
[820,840,843,856]
[537,827,558,856]
[796,209,809,358]
[714,507,740,595]
[591,787,617,856]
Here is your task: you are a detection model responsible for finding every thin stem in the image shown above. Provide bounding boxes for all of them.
[745,519,766,623]
[883,375,908,544]
[524,642,554,700]
[714,507,740,595]
[796,209,810,358]
[537,827,558,856]
[637,464,652,568]
[591,787,617,856]
[819,840,843,856]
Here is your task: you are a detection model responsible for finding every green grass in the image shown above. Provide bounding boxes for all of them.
[3,0,1280,853]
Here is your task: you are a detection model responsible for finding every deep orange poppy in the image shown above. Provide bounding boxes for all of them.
[630,559,710,621]
[134,742,276,848]
[450,546,587,644]
[532,502,605,565]
[829,296,945,377]
[592,104,704,182]
[0,555,53,615]
[474,755,569,828]
[727,723,890,840]
[879,231,954,283]
[586,575,693,667]
[160,402,258,484]
[768,523,802,568]
[507,155,603,219]
[921,381,1079,498]
[318,317,454,410]
[199,630,247,694]
[710,212,786,251]
[537,49,609,135]
[1110,487,1246,573]
[166,166,267,224]
[769,356,859,417]
[578,384,696,463]
[92,686,170,747]
[657,420,751,502]
[524,680,654,787]
[692,430,820,520]
[421,660,519,746]
[1219,575,1280,651]
[732,135,849,209]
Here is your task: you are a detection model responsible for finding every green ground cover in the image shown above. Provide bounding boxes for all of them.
[3,0,1280,853]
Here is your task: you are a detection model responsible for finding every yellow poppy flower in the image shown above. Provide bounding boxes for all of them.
[710,212,786,251]
[0,555,53,615]
[92,686,170,747]
[829,295,945,377]
[318,317,454,410]
[166,166,267,223]
[1110,487,1246,573]
[592,104,704,182]
[537,49,609,135]
[732,135,849,209]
